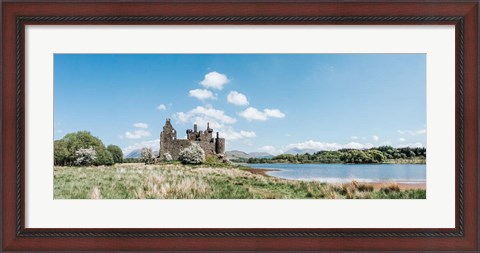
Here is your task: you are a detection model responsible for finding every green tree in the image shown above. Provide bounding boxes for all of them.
[367,150,386,163]
[62,131,104,155]
[340,150,372,163]
[94,149,114,166]
[107,145,123,164]
[54,131,118,166]
[54,140,71,166]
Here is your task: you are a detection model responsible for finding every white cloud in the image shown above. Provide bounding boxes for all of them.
[397,142,424,148]
[122,139,159,155]
[125,129,151,139]
[264,109,286,118]
[157,104,167,111]
[239,107,285,121]
[191,116,224,130]
[259,145,283,155]
[219,129,256,141]
[239,107,267,121]
[399,137,406,142]
[133,122,148,129]
[200,71,230,90]
[189,89,216,101]
[345,142,374,149]
[417,129,427,135]
[398,128,426,136]
[350,136,358,140]
[372,135,379,141]
[239,130,256,138]
[191,106,236,123]
[175,112,190,123]
[227,91,249,106]
[175,106,236,125]
[285,140,373,151]
[192,108,235,123]
[124,122,151,139]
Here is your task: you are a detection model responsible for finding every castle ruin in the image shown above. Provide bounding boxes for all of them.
[159,118,225,160]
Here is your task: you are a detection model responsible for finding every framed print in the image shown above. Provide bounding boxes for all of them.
[1,0,479,251]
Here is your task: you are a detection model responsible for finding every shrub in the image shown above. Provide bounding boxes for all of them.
[141,148,155,164]
[205,154,220,164]
[162,152,173,161]
[179,143,205,164]
[74,147,97,166]
[107,145,123,164]
[94,149,114,166]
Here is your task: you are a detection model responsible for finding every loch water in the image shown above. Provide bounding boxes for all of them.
[246,163,426,183]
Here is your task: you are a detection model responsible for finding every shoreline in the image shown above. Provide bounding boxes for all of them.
[241,162,426,165]
[361,182,425,190]
[242,168,279,177]
[244,168,426,190]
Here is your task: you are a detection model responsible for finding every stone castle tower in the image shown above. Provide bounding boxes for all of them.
[159,118,225,160]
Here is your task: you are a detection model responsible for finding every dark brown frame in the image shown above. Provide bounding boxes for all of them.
[1,0,479,251]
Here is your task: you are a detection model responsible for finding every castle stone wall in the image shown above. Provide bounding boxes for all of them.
[168,139,191,160]
[196,141,216,157]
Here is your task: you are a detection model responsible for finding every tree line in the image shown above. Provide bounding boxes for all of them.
[244,146,426,164]
[54,131,123,166]
[54,131,210,166]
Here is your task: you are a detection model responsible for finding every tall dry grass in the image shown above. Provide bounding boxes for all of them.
[54,163,426,199]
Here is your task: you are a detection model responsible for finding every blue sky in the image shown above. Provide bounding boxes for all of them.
[54,54,426,155]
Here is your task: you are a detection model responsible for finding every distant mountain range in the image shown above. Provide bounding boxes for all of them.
[125,148,318,159]
[224,150,250,160]
[225,150,275,160]
[124,149,158,159]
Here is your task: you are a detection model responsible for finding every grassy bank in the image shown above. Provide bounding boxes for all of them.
[242,147,426,164]
[242,157,426,165]
[383,157,426,164]
[54,163,425,199]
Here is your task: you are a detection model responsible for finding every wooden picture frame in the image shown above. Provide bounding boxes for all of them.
[1,0,478,251]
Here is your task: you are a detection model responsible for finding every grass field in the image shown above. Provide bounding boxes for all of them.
[54,163,426,199]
